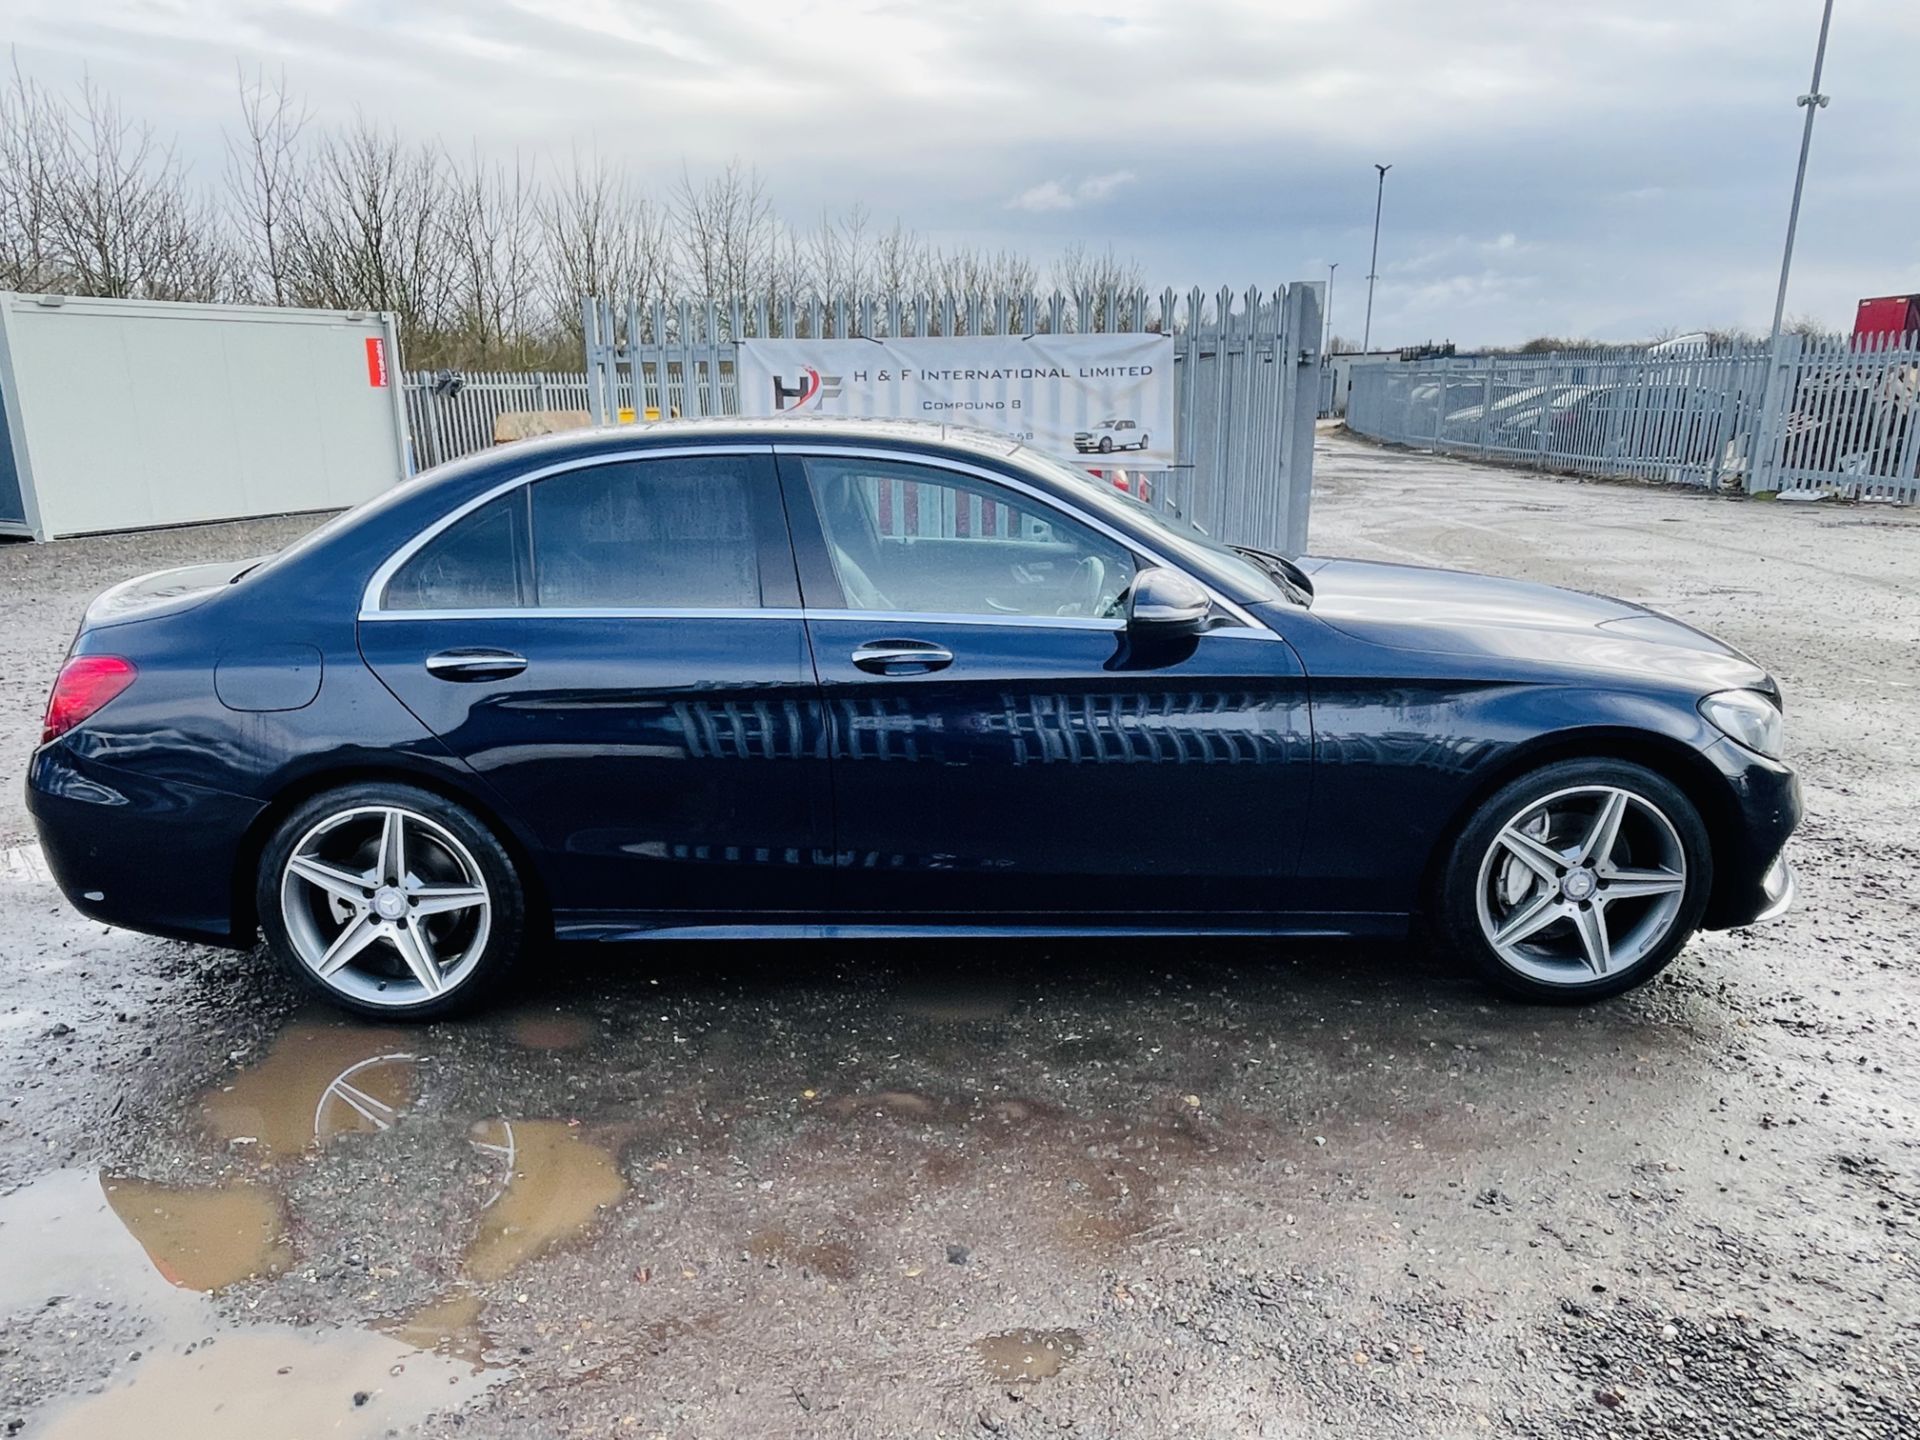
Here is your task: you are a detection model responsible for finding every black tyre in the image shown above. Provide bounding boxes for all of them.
[257,781,527,1020]
[1434,759,1712,1004]
[1098,436,1114,453]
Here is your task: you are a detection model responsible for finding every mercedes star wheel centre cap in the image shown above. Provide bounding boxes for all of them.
[1561,868,1598,902]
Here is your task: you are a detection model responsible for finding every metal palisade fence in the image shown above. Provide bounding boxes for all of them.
[1344,333,1920,503]
[403,371,632,470]
[574,286,1324,553]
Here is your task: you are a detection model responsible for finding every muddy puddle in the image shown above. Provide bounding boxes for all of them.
[0,1168,495,1440]
[974,1328,1085,1382]
[201,1015,419,1158]
[100,1173,292,1290]
[466,1119,627,1281]
[1,1010,632,1434]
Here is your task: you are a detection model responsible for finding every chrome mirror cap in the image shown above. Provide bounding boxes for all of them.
[1126,567,1212,634]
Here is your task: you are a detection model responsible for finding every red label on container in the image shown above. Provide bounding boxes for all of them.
[365,336,389,387]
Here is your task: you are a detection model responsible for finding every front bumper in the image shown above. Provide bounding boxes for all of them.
[1748,854,1796,924]
[26,743,264,947]
[1699,736,1803,930]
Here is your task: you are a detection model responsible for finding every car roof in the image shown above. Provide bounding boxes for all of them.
[460,413,1026,466]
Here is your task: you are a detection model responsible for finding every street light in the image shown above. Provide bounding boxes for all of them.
[1752,0,1835,496]
[1362,163,1391,353]
[1325,262,1338,354]
[1767,0,1835,349]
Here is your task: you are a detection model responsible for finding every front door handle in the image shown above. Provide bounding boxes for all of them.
[850,639,955,676]
[425,648,528,682]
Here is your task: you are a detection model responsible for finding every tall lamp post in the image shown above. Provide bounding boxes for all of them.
[1754,0,1835,495]
[1767,0,1835,349]
[1325,262,1338,353]
[1362,163,1391,352]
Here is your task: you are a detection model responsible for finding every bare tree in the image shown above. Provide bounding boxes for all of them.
[9,55,1195,369]
[870,218,926,302]
[673,160,778,300]
[224,64,308,304]
[445,147,541,365]
[0,59,64,291]
[285,114,453,341]
[805,202,875,296]
[30,71,234,300]
[1050,242,1143,330]
[540,148,671,344]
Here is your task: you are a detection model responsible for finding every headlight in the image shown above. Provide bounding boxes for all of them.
[1699,689,1785,758]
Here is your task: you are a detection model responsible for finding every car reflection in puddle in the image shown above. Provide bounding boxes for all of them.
[0,1010,626,1437]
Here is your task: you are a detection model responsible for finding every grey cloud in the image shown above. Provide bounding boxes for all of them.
[5,0,1915,347]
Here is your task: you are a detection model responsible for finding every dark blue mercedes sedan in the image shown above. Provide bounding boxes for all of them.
[26,418,1800,1018]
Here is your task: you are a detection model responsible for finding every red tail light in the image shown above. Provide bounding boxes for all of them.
[42,655,136,744]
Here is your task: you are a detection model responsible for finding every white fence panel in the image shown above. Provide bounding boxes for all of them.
[1347,336,1920,503]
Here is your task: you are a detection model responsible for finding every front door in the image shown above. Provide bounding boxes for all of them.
[779,451,1312,920]
[359,449,832,921]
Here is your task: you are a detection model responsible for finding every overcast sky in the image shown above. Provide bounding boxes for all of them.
[5,0,1917,347]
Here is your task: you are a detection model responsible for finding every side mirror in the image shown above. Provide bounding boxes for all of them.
[1125,567,1212,636]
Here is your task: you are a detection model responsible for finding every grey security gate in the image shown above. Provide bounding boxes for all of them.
[581,285,1324,553]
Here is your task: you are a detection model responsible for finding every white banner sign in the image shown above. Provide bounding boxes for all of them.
[735,333,1175,467]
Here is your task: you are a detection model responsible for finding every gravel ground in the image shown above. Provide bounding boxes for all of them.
[0,433,1916,1438]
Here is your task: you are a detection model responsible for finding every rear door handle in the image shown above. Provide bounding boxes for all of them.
[425,648,527,681]
[850,639,955,676]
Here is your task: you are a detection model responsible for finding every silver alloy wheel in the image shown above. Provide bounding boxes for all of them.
[279,804,492,1008]
[1473,784,1689,986]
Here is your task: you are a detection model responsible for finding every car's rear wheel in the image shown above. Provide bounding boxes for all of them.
[1436,759,1712,1003]
[257,783,526,1019]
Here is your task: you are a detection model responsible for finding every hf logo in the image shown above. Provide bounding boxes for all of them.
[771,367,842,410]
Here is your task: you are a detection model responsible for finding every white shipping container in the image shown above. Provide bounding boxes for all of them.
[0,294,409,541]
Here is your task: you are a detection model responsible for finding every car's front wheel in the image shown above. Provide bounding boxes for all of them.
[257,782,527,1019]
[1436,759,1712,1003]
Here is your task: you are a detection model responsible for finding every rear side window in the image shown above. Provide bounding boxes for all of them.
[382,490,530,610]
[528,457,761,608]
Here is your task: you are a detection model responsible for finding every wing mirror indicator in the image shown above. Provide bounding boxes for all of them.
[1125,568,1211,636]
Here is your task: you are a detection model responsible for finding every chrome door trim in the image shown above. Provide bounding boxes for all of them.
[801,609,1122,633]
[361,606,807,623]
[776,444,1282,638]
[358,443,778,619]
[357,606,1281,638]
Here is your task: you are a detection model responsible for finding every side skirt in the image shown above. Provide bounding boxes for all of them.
[553,913,1411,943]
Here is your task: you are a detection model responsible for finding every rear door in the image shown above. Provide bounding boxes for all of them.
[358,447,832,922]
[778,448,1313,920]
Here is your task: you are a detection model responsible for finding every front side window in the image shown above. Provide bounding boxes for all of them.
[802,456,1137,619]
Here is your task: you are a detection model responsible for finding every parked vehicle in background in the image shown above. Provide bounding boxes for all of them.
[1854,293,1920,340]
[28,417,1800,1019]
[1074,417,1149,453]
[1441,384,1563,437]
[1553,384,1727,467]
